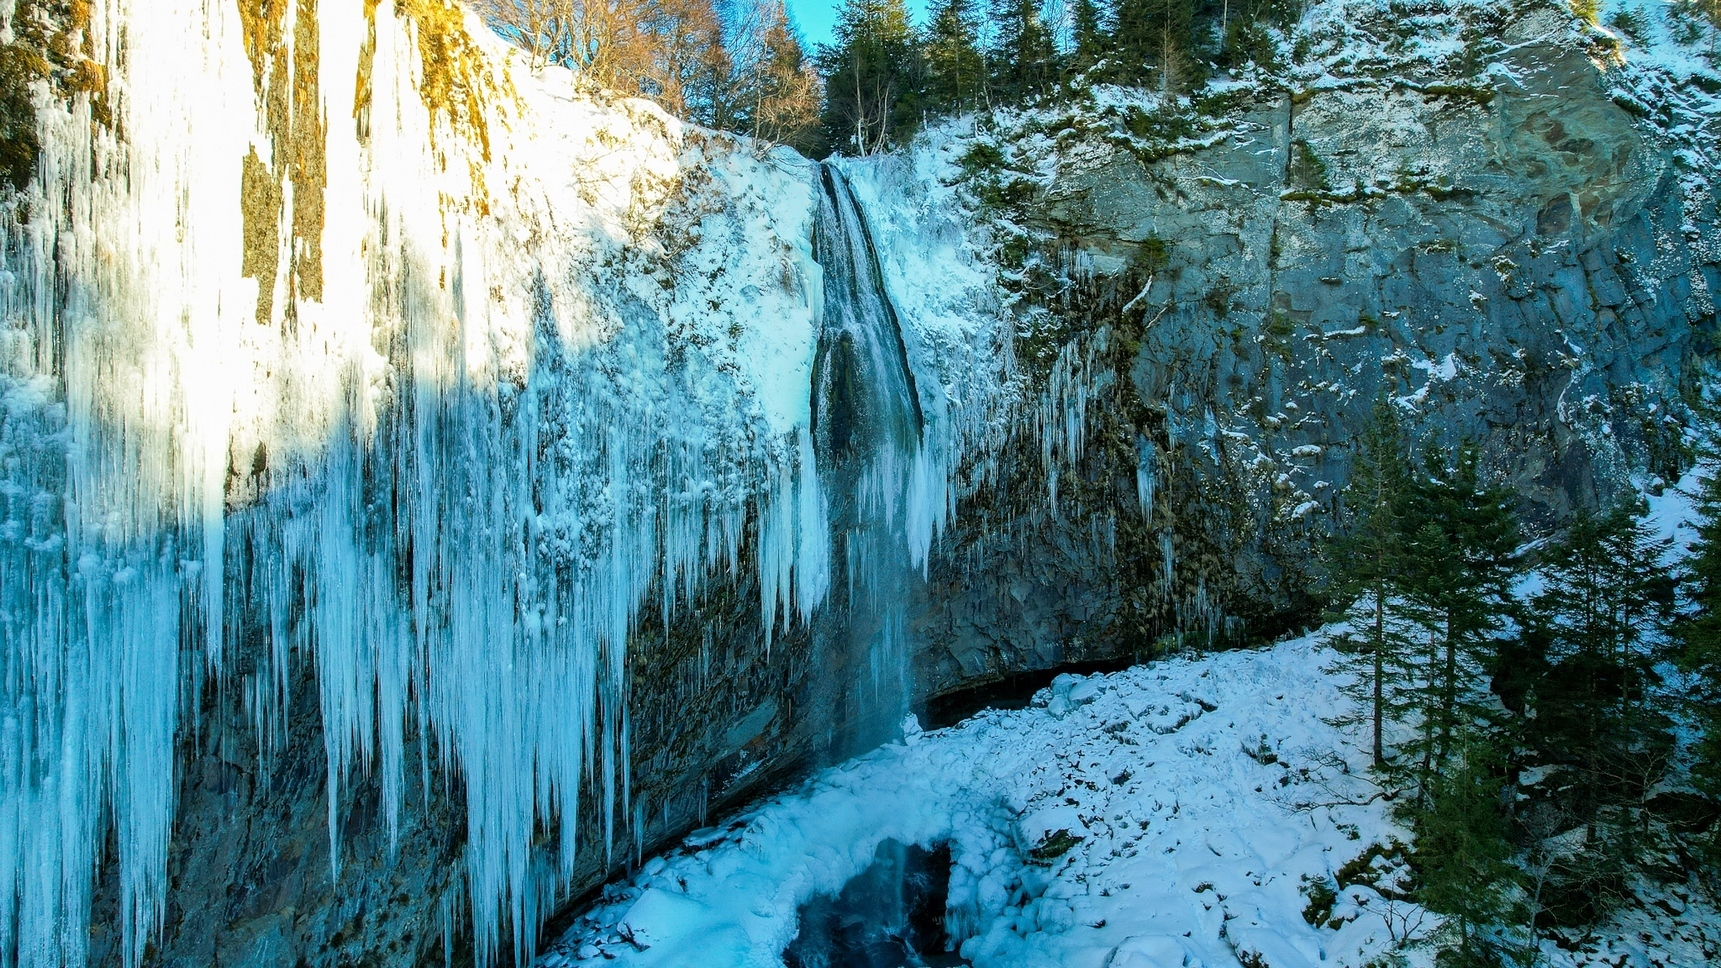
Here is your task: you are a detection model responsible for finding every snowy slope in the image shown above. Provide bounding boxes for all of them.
[543,630,1719,968]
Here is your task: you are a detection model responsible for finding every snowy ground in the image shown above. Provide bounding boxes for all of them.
[543,636,1406,968]
[539,477,1721,968]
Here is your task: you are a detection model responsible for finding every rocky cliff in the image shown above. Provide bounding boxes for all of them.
[889,0,1715,701]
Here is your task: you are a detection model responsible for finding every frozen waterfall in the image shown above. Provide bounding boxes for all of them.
[0,2,840,966]
[0,4,977,967]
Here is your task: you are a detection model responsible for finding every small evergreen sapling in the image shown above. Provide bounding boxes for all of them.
[1323,397,1416,770]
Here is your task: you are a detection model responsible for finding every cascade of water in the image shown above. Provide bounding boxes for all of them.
[811,165,924,465]
[807,163,949,728]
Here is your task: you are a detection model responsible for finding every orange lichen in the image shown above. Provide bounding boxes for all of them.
[235,0,326,324]
[395,0,494,162]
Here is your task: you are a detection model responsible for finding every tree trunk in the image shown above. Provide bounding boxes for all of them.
[1372,583,1385,769]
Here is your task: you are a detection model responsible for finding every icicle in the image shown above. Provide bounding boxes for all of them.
[0,3,1023,965]
[1036,327,1116,515]
[1136,438,1158,525]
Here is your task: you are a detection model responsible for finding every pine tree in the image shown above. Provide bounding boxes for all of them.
[1323,397,1415,770]
[1217,0,1282,71]
[1528,500,1675,814]
[924,0,987,113]
[989,0,1056,101]
[1675,462,1721,838]
[818,0,924,155]
[1113,0,1199,92]
[1515,497,1677,923]
[1068,0,1109,79]
[1395,444,1518,803]
[1411,738,1520,967]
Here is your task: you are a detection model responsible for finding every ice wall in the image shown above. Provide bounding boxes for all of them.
[0,2,840,966]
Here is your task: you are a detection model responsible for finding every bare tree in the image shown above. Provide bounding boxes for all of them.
[476,0,819,148]
[470,0,577,69]
[721,0,822,149]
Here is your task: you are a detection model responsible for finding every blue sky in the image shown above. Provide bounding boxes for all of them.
[785,0,932,50]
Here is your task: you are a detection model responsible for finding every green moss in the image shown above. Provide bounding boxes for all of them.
[1417,83,1496,109]
[1422,176,1467,201]
[998,232,1033,268]
[0,0,110,192]
[1136,236,1169,274]
[1288,139,1329,193]
[1204,283,1237,318]
[0,51,41,192]
[1611,94,1650,119]
[1124,105,1197,141]
[1301,877,1339,927]
[958,141,1007,177]
[1335,841,1414,899]
[975,176,1037,209]
[1192,87,1251,119]
[1028,828,1082,863]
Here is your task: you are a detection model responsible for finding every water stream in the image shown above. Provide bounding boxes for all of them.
[809,163,928,738]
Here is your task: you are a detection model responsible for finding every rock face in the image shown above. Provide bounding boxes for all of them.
[16,4,1720,968]
[903,24,1713,699]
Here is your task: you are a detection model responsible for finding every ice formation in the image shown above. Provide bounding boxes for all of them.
[541,633,1411,968]
[0,1,866,965]
[0,0,1083,961]
[541,479,1721,968]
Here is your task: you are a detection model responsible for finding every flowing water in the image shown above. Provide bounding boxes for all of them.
[809,163,928,736]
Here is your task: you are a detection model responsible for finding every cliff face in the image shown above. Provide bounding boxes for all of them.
[4,1,1717,967]
[893,2,1714,701]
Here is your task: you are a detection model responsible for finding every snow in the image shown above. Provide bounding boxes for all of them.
[1,0,1718,964]
[837,136,1019,568]
[542,634,1413,968]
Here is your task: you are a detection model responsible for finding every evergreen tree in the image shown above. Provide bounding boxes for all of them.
[1323,397,1415,770]
[1680,463,1721,816]
[1216,0,1283,71]
[924,0,987,113]
[818,0,924,155]
[1068,0,1109,79]
[1527,501,1675,812]
[989,0,1056,101]
[1411,739,1519,968]
[1113,0,1200,92]
[1513,498,1677,924]
[1395,444,1518,803]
